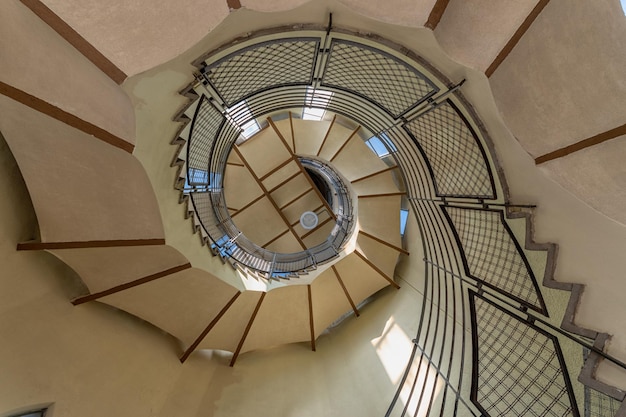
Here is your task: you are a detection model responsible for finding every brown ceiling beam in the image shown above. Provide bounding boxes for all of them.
[355,250,400,289]
[227,161,245,167]
[268,117,337,221]
[485,0,551,77]
[17,238,165,251]
[259,157,295,182]
[230,292,266,366]
[351,165,399,184]
[19,0,127,84]
[289,112,296,152]
[535,123,626,164]
[230,194,265,219]
[307,285,316,351]
[301,216,333,240]
[261,229,290,248]
[226,0,241,10]
[0,81,134,153]
[72,262,191,305]
[279,188,314,210]
[359,230,409,256]
[332,266,360,317]
[330,126,361,162]
[267,171,302,194]
[267,118,296,152]
[316,114,337,156]
[424,0,450,30]
[233,146,307,250]
[180,291,241,363]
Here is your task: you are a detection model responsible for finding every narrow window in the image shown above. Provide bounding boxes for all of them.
[302,88,333,120]
[400,209,409,236]
[365,132,396,158]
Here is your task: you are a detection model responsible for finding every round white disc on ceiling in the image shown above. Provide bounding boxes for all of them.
[300,211,319,230]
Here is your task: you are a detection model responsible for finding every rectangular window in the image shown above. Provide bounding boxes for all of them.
[227,100,261,138]
[302,88,333,121]
[366,132,397,158]
[400,208,409,236]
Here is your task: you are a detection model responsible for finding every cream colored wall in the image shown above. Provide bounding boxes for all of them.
[0,0,135,143]
[434,0,538,72]
[3,1,626,415]
[0,129,422,416]
[42,0,230,77]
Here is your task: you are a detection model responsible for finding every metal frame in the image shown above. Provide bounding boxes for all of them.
[172,27,626,416]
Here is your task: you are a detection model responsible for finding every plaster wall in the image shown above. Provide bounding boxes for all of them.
[0,132,423,416]
[41,0,230,77]
[434,0,537,72]
[489,0,626,157]
[0,0,135,143]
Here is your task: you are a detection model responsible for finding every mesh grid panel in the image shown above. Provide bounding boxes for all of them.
[404,100,495,198]
[584,349,622,417]
[188,97,225,173]
[203,38,319,106]
[444,206,545,311]
[471,295,577,417]
[321,39,437,117]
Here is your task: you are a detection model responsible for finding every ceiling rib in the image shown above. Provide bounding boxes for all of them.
[289,112,295,151]
[354,250,400,289]
[71,263,192,305]
[316,114,337,157]
[425,0,451,30]
[279,189,314,210]
[332,265,360,317]
[351,166,399,183]
[230,194,265,218]
[230,292,266,366]
[17,238,165,250]
[232,145,308,250]
[18,0,127,84]
[180,291,242,363]
[0,81,134,153]
[535,122,626,164]
[359,230,409,256]
[485,0,551,77]
[268,118,337,221]
[329,126,361,162]
[261,229,291,248]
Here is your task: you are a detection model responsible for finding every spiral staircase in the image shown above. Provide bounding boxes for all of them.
[2,1,626,416]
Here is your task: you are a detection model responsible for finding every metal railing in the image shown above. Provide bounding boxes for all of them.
[175,28,626,416]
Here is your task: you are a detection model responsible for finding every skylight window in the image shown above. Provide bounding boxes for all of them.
[227,100,261,138]
[400,209,409,236]
[621,0,626,15]
[366,132,397,158]
[302,88,334,120]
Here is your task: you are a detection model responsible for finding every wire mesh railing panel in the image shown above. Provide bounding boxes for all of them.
[470,292,579,417]
[585,387,622,417]
[321,39,438,117]
[403,100,495,199]
[201,38,319,107]
[443,206,547,314]
[187,96,225,175]
[584,349,623,417]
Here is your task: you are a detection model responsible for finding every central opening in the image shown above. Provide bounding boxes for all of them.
[222,118,353,255]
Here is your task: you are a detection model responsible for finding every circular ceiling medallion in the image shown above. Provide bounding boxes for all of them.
[300,211,319,230]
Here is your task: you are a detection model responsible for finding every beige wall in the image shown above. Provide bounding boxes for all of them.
[0,133,421,415]
[2,0,626,414]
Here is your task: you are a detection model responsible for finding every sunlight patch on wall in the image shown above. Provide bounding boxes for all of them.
[371,317,412,384]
